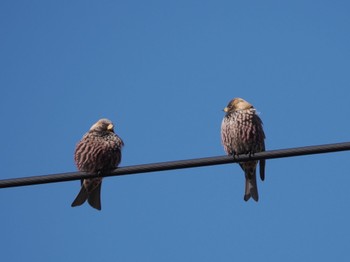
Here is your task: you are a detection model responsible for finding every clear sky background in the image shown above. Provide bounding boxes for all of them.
[1,1,350,261]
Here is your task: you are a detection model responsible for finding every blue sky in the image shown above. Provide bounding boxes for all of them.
[1,1,350,261]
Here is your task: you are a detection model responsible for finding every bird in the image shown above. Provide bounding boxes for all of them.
[71,118,124,210]
[221,98,265,202]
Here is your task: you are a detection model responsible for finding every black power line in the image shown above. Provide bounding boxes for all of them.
[1,142,350,189]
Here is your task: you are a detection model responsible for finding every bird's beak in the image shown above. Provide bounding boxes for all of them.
[107,124,114,131]
[223,107,229,113]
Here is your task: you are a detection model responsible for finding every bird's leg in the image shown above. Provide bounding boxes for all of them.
[229,148,239,160]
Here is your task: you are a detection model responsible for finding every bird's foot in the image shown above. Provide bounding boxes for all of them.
[231,153,239,160]
[248,151,255,158]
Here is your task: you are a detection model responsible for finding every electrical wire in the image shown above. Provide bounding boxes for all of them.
[1,141,350,189]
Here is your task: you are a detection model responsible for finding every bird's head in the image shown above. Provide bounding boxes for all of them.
[223,98,253,113]
[90,118,115,133]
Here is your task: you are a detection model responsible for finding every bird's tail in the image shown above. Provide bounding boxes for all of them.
[71,184,88,207]
[71,178,102,210]
[87,182,102,210]
[242,165,259,202]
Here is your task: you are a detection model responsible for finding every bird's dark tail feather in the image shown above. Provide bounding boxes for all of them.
[259,159,265,181]
[87,183,102,210]
[244,172,259,202]
[71,186,88,207]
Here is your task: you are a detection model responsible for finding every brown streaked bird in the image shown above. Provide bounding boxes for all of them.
[71,118,124,210]
[221,98,265,202]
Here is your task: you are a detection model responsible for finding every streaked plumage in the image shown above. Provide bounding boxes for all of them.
[71,118,123,210]
[221,98,265,201]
